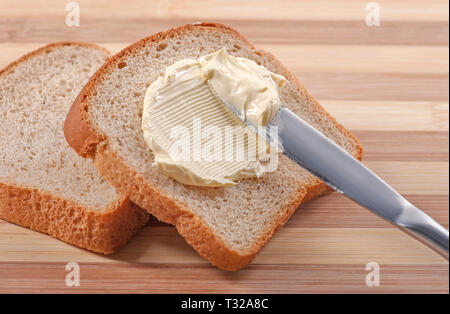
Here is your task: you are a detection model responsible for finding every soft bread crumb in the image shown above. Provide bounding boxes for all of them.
[0,44,118,209]
[0,43,149,254]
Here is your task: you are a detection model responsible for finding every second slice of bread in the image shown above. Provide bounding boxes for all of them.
[65,23,363,270]
[0,43,149,254]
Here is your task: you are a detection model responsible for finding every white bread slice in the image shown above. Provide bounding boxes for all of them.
[0,43,148,254]
[65,23,363,270]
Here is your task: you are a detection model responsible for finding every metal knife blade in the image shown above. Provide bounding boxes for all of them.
[257,107,449,259]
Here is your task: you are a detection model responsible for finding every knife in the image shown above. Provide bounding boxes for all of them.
[239,106,449,260]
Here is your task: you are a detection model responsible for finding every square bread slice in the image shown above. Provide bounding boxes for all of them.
[65,23,363,270]
[0,43,149,254]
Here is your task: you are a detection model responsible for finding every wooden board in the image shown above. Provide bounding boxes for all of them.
[0,0,448,293]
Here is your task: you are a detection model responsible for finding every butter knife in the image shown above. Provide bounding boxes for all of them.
[242,106,449,260]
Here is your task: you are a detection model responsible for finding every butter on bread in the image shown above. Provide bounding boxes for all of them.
[64,23,363,270]
[141,48,284,187]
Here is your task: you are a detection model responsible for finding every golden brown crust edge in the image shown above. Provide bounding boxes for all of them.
[93,147,307,270]
[0,42,149,254]
[65,86,103,158]
[0,42,110,77]
[64,23,363,270]
[0,182,148,254]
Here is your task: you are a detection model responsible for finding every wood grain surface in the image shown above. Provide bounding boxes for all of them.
[0,0,448,293]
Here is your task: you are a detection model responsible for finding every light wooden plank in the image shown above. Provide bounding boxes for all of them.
[257,227,447,265]
[283,194,449,228]
[364,161,448,195]
[0,263,447,293]
[263,45,449,75]
[0,225,446,265]
[1,19,447,46]
[0,0,448,21]
[300,72,448,101]
[354,131,449,161]
[322,100,449,131]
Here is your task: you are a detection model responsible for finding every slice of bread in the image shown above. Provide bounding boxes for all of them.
[65,23,363,270]
[0,43,149,254]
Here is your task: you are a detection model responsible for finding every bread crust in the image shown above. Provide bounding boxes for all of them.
[92,147,307,270]
[65,87,103,158]
[0,42,149,254]
[65,24,364,270]
[0,42,110,77]
[0,182,148,254]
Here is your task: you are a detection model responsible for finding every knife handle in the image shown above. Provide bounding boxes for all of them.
[276,108,449,260]
[397,205,449,260]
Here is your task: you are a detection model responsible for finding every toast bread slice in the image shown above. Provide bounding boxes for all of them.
[0,43,149,254]
[65,24,363,269]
